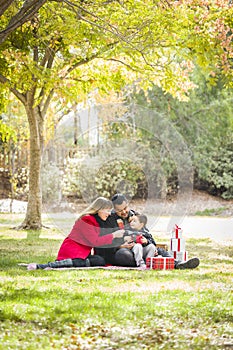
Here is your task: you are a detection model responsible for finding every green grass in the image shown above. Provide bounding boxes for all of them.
[194,206,230,216]
[0,215,233,349]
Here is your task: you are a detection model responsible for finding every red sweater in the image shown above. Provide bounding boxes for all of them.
[57,214,114,260]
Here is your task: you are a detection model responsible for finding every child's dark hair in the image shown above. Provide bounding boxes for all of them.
[136,214,147,226]
[111,193,127,206]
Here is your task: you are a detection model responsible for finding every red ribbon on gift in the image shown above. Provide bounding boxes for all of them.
[174,251,187,261]
[177,238,181,251]
[175,224,181,238]
[171,238,183,251]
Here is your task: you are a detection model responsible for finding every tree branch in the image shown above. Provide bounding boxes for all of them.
[63,0,152,53]
[0,0,14,17]
[0,73,26,104]
[106,58,138,71]
[64,41,119,77]
[41,89,54,117]
[37,45,56,110]
[0,0,47,45]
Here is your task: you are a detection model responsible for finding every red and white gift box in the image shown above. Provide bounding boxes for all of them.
[146,256,175,270]
[170,238,185,252]
[171,231,183,239]
[171,224,183,239]
[172,251,188,261]
[170,225,188,261]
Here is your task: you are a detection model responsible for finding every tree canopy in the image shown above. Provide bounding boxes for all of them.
[1,1,233,103]
[0,0,233,228]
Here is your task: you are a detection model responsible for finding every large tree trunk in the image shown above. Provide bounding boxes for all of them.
[19,105,43,229]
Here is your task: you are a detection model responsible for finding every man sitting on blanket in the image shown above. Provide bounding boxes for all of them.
[95,193,200,269]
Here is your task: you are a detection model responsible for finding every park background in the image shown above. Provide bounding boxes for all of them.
[0,1,233,349]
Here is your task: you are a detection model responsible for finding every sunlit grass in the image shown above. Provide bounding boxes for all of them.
[0,214,232,349]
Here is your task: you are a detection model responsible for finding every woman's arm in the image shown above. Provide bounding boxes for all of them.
[68,215,123,247]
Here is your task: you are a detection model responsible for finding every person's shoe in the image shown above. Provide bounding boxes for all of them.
[176,257,200,270]
[138,260,147,270]
[138,263,147,270]
[27,263,38,270]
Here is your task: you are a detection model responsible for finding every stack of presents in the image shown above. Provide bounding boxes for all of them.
[146,224,188,270]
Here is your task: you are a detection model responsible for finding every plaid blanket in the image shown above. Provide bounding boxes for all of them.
[18,263,147,271]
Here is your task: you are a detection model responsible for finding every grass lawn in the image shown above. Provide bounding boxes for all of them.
[0,214,232,349]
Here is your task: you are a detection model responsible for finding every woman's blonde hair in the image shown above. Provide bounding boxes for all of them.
[77,197,113,220]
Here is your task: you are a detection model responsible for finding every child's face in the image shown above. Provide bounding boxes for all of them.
[129,216,143,231]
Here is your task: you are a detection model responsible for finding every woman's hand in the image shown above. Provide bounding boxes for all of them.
[112,229,125,238]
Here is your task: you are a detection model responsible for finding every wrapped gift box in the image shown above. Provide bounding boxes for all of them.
[171,224,183,239]
[171,230,183,239]
[172,251,188,261]
[136,235,143,244]
[146,257,175,270]
[170,238,185,252]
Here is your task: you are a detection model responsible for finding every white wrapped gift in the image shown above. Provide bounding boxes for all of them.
[172,251,188,261]
[170,238,185,252]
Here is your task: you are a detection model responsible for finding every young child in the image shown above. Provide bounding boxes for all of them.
[126,214,200,270]
[124,214,156,269]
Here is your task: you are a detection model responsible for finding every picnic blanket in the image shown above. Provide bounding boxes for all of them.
[18,263,146,271]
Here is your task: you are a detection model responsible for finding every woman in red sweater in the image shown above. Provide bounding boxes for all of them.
[27,197,124,269]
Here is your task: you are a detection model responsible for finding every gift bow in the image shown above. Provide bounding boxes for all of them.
[175,224,181,234]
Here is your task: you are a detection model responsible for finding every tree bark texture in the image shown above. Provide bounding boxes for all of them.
[20,105,43,229]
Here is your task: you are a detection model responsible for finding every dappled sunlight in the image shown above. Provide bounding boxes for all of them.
[39,231,64,240]
[0,231,28,239]
[85,277,232,294]
[1,215,232,349]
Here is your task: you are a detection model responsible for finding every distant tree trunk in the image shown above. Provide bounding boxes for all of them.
[9,139,15,213]
[74,110,78,145]
[19,105,43,229]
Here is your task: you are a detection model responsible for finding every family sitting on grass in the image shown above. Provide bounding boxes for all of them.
[27,194,200,270]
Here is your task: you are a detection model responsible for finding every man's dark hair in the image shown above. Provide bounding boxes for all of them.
[136,214,147,227]
[111,193,127,206]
